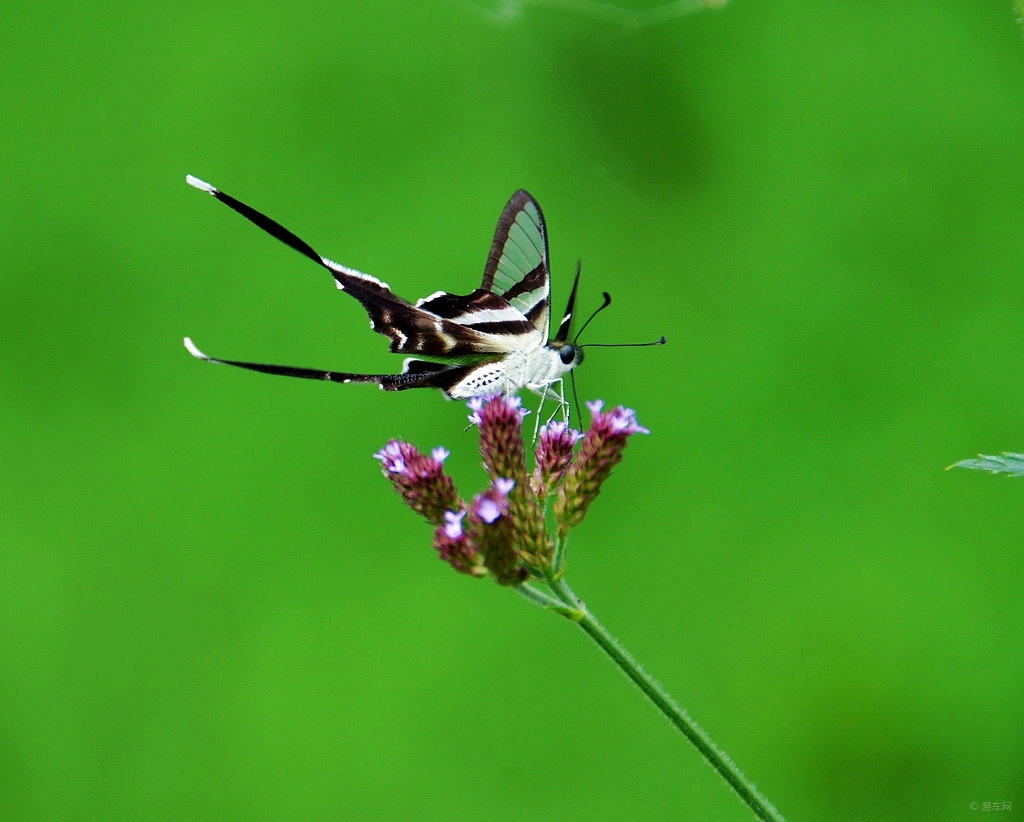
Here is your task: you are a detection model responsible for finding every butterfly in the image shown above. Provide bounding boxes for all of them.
[184,176,595,413]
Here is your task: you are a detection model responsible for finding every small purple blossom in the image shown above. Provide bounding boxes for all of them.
[373,440,414,476]
[586,400,649,436]
[493,477,515,495]
[468,394,527,428]
[476,498,501,523]
[540,421,584,444]
[466,397,485,427]
[442,509,465,539]
[471,477,515,524]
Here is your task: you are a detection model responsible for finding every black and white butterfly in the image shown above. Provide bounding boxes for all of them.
[184,177,601,411]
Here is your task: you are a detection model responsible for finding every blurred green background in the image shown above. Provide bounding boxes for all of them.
[2,0,1023,819]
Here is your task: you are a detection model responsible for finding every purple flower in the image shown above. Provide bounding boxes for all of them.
[441,509,465,539]
[467,394,527,428]
[475,497,502,524]
[466,397,484,427]
[493,477,515,495]
[471,477,515,524]
[373,440,414,476]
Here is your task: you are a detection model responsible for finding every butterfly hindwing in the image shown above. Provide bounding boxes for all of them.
[184,337,478,392]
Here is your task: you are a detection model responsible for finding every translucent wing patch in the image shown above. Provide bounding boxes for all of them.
[480,191,551,340]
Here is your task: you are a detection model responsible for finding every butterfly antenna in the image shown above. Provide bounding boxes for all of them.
[572,283,667,348]
[569,291,664,427]
[572,291,613,344]
[581,336,667,348]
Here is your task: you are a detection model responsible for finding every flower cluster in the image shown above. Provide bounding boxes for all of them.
[376,395,648,585]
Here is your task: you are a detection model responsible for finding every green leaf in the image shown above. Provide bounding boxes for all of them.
[950,452,1024,476]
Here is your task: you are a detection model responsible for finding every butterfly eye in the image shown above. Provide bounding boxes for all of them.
[559,344,577,365]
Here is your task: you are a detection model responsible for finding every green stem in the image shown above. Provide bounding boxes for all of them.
[515,581,578,615]
[544,575,786,822]
[551,533,568,575]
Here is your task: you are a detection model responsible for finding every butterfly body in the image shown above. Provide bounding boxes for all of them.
[184,178,584,403]
[443,340,582,399]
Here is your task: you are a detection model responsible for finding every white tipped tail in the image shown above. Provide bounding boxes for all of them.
[183,337,211,361]
[185,174,217,194]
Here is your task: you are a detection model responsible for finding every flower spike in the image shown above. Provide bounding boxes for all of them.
[554,402,649,533]
[374,440,461,526]
[533,420,583,496]
[472,394,529,488]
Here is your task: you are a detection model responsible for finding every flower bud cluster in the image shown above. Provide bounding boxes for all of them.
[554,401,648,534]
[376,395,648,584]
[470,395,550,570]
[374,440,459,526]
[532,420,583,497]
[468,395,529,486]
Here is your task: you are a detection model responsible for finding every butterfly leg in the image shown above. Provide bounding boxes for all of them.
[532,389,547,443]
[527,380,570,440]
[545,379,570,426]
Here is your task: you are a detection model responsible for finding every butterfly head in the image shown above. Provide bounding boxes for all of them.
[557,342,584,368]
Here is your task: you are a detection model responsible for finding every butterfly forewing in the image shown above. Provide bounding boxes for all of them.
[481,191,551,340]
